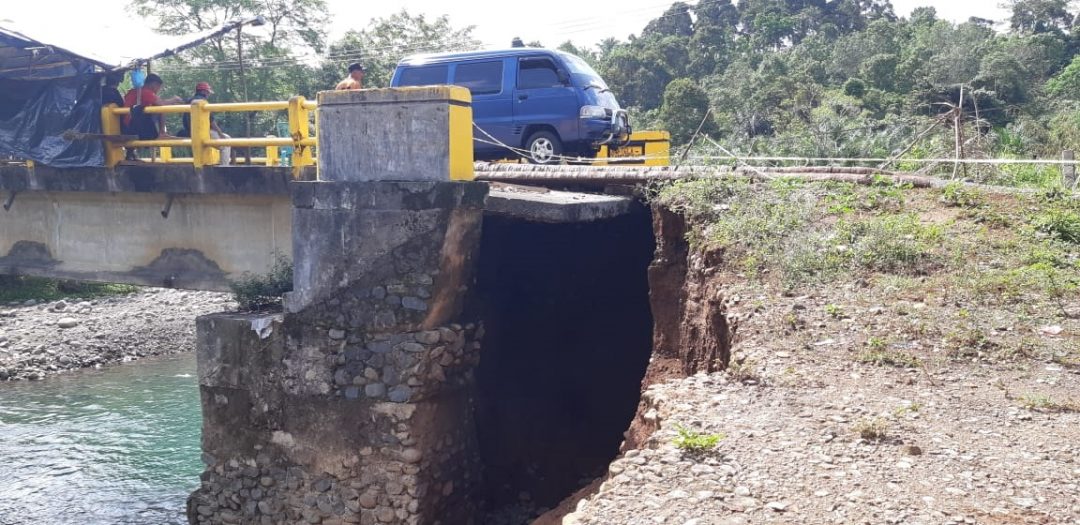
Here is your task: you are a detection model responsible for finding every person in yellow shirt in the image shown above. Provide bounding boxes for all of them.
[335,63,364,90]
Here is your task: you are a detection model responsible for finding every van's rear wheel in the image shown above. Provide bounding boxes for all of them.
[524,131,562,164]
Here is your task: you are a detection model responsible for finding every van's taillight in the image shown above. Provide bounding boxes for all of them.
[579,105,607,119]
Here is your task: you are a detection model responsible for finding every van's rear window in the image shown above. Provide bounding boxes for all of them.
[453,61,503,95]
[397,65,448,87]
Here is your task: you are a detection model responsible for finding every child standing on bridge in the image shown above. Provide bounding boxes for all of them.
[177,82,232,166]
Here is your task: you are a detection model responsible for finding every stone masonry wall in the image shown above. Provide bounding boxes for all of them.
[189,181,488,525]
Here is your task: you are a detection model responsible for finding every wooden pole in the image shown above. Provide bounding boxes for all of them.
[952,85,965,179]
[1064,150,1076,188]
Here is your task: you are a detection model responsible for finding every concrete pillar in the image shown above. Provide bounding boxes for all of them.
[189,88,488,525]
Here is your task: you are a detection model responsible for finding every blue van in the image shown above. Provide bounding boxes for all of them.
[390,48,630,164]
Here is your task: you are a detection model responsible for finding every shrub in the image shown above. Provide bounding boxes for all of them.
[1032,208,1080,244]
[230,254,293,311]
[941,182,985,208]
[852,417,889,441]
[672,424,725,453]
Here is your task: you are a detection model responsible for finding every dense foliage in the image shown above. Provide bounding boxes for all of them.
[135,0,1080,184]
[572,0,1080,176]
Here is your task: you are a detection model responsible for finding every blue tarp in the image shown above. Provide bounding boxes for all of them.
[0,28,110,167]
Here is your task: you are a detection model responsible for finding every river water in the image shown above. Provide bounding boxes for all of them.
[0,353,201,525]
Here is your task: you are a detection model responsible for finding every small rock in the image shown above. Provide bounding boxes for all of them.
[358,492,378,509]
[57,318,79,329]
[388,385,413,403]
[766,501,788,512]
[365,383,387,398]
[328,329,346,340]
[1040,325,1063,336]
[402,448,423,464]
[397,342,425,353]
[414,331,441,344]
[902,445,923,456]
[401,297,428,311]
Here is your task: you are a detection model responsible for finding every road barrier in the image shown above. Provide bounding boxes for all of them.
[102,97,317,178]
[102,95,671,175]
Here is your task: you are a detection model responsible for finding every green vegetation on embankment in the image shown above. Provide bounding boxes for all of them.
[0,276,138,303]
[654,176,1080,365]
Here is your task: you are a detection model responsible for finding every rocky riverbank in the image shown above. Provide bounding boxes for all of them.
[0,288,232,381]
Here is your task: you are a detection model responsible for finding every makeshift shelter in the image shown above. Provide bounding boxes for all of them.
[0,26,114,167]
[0,18,265,167]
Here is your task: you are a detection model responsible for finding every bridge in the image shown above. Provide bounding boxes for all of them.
[1,88,667,292]
[0,86,675,524]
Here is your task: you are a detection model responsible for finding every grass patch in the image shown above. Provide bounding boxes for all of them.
[1018,393,1080,413]
[852,417,889,441]
[672,424,725,453]
[0,275,138,303]
[1032,208,1080,244]
[654,178,1075,301]
[892,402,922,417]
[229,253,293,311]
[825,177,908,215]
[940,181,985,209]
[727,358,762,383]
[856,347,923,368]
[944,326,997,360]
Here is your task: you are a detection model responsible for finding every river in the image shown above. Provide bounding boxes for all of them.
[0,353,200,525]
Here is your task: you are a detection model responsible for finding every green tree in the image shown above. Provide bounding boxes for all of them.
[1047,54,1080,98]
[657,78,717,145]
[325,10,480,89]
[1005,0,1074,34]
[130,0,330,136]
[642,2,694,38]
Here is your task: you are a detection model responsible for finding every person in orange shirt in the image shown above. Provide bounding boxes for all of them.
[335,63,364,90]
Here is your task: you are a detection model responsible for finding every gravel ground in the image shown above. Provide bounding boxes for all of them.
[0,288,233,381]
[565,288,1080,525]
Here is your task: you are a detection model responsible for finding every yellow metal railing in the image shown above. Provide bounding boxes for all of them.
[101,97,318,178]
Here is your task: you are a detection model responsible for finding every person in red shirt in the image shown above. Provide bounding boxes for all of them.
[122,73,183,140]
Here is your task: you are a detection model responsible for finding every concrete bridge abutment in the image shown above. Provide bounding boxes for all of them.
[188,87,490,525]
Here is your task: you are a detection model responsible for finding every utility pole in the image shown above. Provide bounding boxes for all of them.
[237,27,252,165]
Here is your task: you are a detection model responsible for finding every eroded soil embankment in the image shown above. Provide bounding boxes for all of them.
[562,181,1080,525]
[534,205,737,525]
[624,206,735,450]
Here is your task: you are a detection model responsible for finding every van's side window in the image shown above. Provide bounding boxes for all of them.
[453,61,503,95]
[397,65,449,87]
[517,57,564,90]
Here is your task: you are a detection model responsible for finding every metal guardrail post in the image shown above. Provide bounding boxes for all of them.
[190,99,214,168]
[288,96,313,179]
[101,104,125,168]
[266,145,279,167]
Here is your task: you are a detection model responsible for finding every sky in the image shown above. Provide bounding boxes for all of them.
[1,0,1011,66]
